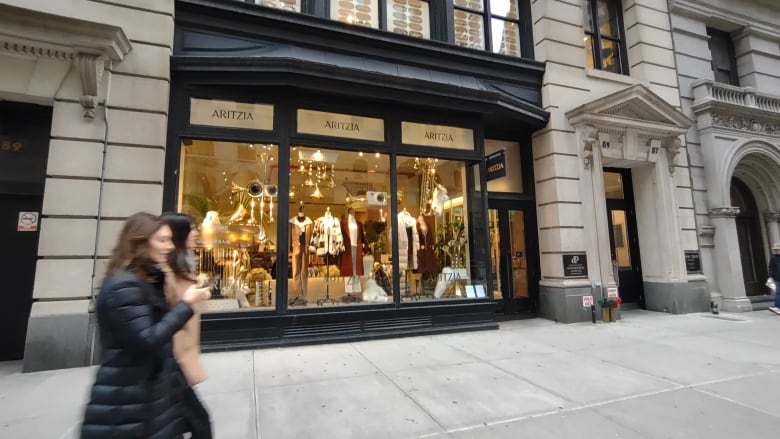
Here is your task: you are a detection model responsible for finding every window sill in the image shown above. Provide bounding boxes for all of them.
[586,68,648,87]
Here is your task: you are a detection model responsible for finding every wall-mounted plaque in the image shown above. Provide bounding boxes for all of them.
[563,254,588,277]
[297,109,385,141]
[401,121,474,149]
[684,251,701,274]
[190,98,273,130]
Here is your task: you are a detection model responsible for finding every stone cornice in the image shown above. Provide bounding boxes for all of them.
[708,207,741,218]
[669,0,780,42]
[0,4,132,119]
[0,4,131,61]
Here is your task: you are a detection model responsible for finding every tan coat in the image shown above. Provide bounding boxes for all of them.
[165,274,207,386]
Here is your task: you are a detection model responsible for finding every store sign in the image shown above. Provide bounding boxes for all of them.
[685,251,701,274]
[485,150,506,181]
[190,98,273,130]
[401,122,474,150]
[297,109,385,141]
[562,254,588,277]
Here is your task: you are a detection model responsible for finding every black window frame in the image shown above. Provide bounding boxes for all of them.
[451,0,528,57]
[583,0,629,75]
[707,27,739,86]
[228,0,534,58]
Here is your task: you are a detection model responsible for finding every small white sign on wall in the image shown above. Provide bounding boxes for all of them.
[607,287,619,298]
[582,295,594,307]
[17,212,38,232]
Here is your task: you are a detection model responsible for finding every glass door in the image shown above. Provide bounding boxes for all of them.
[604,169,643,306]
[488,200,536,313]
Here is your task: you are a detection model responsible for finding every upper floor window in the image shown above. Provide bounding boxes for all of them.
[583,0,627,74]
[250,0,302,12]
[329,0,432,39]
[707,28,739,86]
[453,0,522,56]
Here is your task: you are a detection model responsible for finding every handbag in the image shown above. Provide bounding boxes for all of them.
[766,277,776,293]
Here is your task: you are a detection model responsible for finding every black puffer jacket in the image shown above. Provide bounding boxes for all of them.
[80,267,194,439]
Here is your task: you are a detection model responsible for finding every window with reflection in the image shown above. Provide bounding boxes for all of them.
[329,0,431,39]
[583,0,627,74]
[395,156,488,301]
[244,0,302,12]
[178,140,280,313]
[454,0,522,57]
[288,147,393,307]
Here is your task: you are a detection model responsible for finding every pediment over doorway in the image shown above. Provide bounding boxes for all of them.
[566,84,694,171]
[566,84,693,135]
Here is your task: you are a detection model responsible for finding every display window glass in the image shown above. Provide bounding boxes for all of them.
[179,140,280,313]
[287,146,394,307]
[395,155,488,301]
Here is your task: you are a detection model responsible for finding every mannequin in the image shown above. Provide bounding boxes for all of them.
[431,184,449,218]
[312,207,344,260]
[397,207,419,271]
[289,202,313,302]
[416,203,437,274]
[339,207,366,276]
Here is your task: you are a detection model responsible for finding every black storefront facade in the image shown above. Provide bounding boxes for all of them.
[167,0,547,351]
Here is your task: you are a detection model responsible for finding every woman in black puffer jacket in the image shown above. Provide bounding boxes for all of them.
[80,212,209,439]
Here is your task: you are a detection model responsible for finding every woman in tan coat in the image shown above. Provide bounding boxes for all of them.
[163,213,211,439]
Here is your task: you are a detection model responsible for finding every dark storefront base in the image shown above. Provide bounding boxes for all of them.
[200,302,498,351]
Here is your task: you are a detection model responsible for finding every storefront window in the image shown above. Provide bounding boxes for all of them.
[179,140,280,313]
[395,156,488,301]
[288,147,393,307]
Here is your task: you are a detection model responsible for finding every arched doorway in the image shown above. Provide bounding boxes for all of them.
[731,177,767,296]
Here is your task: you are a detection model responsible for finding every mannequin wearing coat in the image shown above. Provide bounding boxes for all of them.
[398,208,419,271]
[340,208,367,276]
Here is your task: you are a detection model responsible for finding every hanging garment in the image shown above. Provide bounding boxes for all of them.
[290,216,313,298]
[397,211,419,270]
[311,213,344,257]
[416,214,437,274]
[339,216,366,276]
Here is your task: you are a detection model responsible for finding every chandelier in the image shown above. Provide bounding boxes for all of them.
[414,157,438,213]
[297,149,337,199]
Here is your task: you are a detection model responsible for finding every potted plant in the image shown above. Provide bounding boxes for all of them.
[598,296,622,322]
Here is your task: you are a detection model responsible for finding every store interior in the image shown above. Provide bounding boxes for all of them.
[178,139,484,312]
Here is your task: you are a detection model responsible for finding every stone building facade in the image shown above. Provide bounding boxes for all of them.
[669,0,780,312]
[531,0,709,322]
[0,0,174,371]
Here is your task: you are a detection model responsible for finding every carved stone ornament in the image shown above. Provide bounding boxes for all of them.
[582,124,598,169]
[764,211,780,222]
[708,207,741,218]
[711,112,780,136]
[76,53,106,119]
[663,137,682,175]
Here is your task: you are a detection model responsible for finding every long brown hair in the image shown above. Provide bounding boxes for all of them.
[162,212,197,280]
[105,212,166,278]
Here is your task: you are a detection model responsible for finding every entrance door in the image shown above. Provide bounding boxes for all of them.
[0,195,42,360]
[603,169,643,306]
[488,200,537,313]
[731,178,767,296]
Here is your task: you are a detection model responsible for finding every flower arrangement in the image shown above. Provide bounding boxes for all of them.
[598,296,622,307]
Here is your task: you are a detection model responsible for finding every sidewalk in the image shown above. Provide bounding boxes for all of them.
[2,310,780,438]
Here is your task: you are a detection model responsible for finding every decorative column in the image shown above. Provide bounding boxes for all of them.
[709,207,752,312]
[764,211,780,249]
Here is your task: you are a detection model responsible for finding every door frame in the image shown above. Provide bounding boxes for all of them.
[487,197,539,314]
[603,167,644,307]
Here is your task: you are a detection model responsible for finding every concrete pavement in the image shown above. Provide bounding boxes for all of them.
[2,309,780,438]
